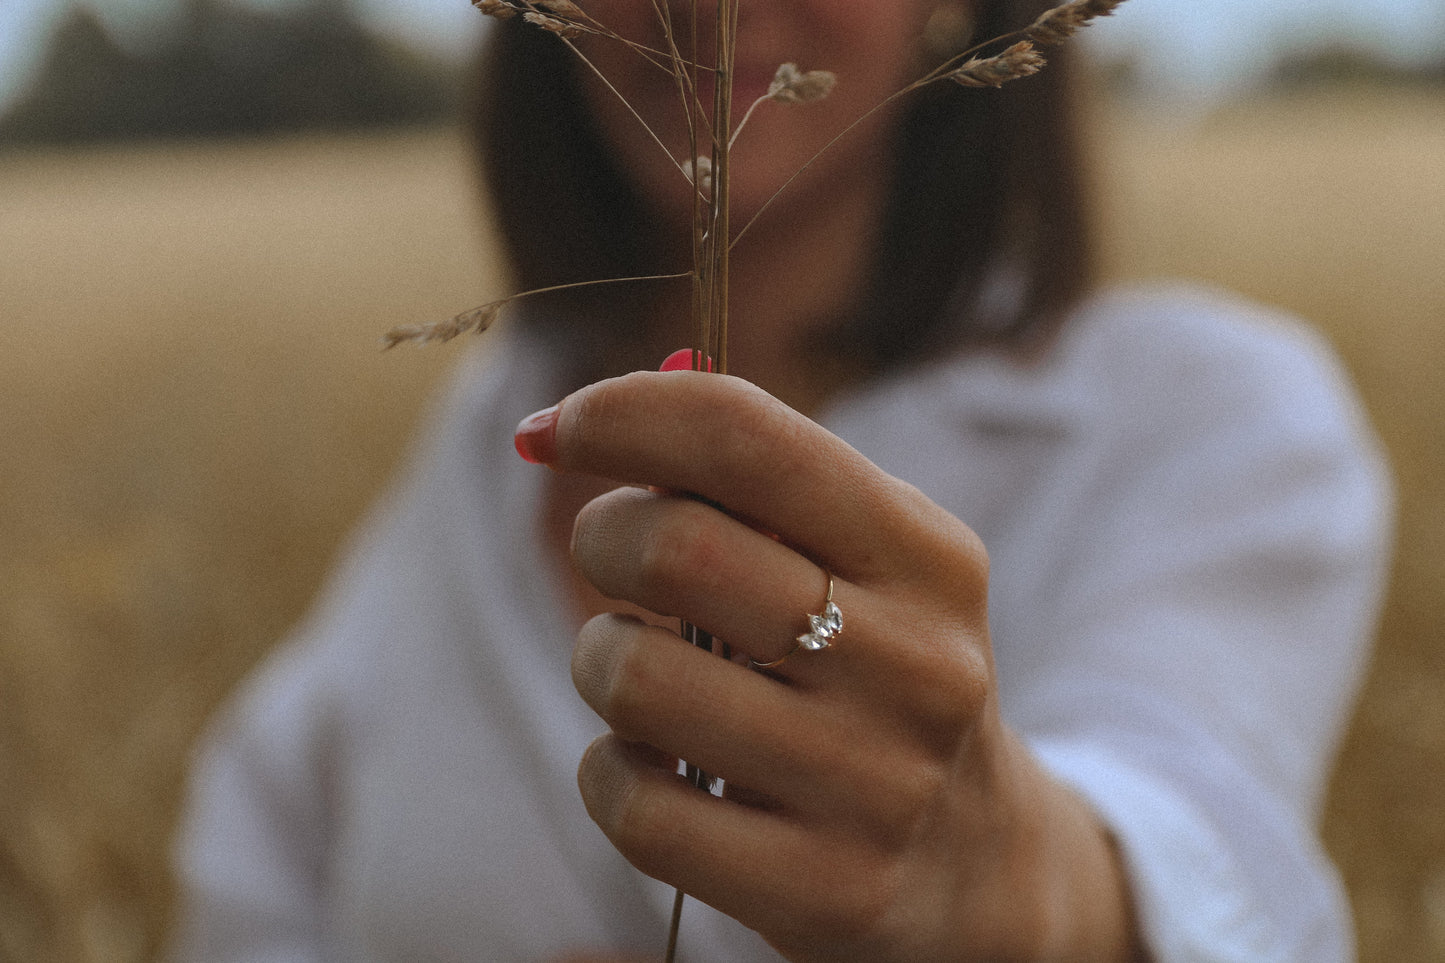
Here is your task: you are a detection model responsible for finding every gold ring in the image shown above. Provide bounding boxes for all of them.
[750,572,842,670]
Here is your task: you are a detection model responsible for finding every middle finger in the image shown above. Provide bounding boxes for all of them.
[572,485,850,670]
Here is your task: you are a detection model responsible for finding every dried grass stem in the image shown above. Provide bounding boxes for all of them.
[382,272,692,348]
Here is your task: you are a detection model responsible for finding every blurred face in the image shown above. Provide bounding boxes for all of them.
[579,0,937,226]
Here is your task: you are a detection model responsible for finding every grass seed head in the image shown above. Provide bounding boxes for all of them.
[947,41,1046,87]
[534,0,585,14]
[684,156,714,196]
[383,301,504,349]
[472,0,518,20]
[767,64,838,104]
[522,11,583,37]
[1026,0,1124,46]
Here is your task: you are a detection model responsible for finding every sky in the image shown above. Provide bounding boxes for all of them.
[1,0,1442,113]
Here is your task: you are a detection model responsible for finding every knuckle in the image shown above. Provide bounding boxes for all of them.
[812,723,949,848]
[604,635,661,735]
[854,753,953,850]
[570,489,643,597]
[926,521,991,604]
[635,524,686,599]
[953,524,991,586]
[577,737,681,882]
[636,498,729,597]
[916,644,991,731]
[558,382,610,463]
[571,617,612,706]
[569,495,608,563]
[798,851,900,945]
[697,382,804,477]
[576,736,630,832]
[573,617,658,736]
[561,373,654,468]
[886,758,952,830]
[879,628,990,751]
[606,780,673,877]
[578,738,652,848]
[905,491,991,589]
[606,774,650,849]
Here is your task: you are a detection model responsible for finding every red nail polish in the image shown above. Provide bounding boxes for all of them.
[514,405,560,465]
[659,349,714,372]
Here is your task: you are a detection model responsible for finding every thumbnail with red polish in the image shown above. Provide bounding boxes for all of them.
[514,405,559,465]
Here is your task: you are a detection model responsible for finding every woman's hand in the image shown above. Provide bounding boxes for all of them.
[519,371,1142,962]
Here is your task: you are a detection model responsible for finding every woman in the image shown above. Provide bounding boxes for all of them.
[170,1,1393,960]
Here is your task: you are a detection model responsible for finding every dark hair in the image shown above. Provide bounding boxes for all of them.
[469,0,1093,375]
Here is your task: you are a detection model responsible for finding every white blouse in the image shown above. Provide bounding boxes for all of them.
[171,284,1393,962]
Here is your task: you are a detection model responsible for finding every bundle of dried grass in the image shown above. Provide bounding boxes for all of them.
[386,0,1122,351]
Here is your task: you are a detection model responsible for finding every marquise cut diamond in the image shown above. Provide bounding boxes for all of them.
[797,601,843,651]
[798,630,830,651]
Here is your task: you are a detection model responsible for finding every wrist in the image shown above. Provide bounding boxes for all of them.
[992,731,1148,961]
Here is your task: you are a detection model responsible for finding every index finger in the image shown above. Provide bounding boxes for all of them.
[528,370,973,585]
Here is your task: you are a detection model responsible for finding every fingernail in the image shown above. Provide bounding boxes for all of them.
[660,348,714,372]
[514,405,560,465]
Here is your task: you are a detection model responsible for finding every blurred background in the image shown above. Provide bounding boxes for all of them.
[0,0,1441,959]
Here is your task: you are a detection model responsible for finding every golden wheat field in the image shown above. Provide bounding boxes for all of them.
[1,89,1442,962]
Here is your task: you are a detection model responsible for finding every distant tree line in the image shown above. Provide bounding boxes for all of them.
[4,0,1441,147]
[0,0,466,146]
[1267,44,1445,91]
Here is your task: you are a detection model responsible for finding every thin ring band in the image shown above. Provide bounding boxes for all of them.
[750,572,843,670]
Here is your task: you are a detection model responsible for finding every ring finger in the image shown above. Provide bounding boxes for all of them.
[571,485,854,673]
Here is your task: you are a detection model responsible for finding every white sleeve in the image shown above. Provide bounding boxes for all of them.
[168,638,342,963]
[1012,311,1392,961]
